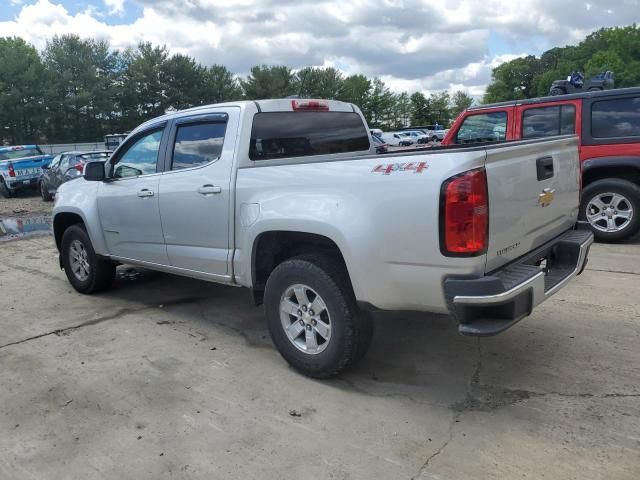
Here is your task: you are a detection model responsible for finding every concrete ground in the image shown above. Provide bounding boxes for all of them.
[1,233,639,479]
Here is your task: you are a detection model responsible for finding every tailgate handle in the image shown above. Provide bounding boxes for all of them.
[536,156,554,181]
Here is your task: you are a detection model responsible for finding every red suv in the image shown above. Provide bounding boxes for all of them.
[442,87,640,242]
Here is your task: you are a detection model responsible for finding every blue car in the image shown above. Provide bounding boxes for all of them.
[0,145,54,198]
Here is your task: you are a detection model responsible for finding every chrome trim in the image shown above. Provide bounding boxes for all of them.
[453,231,593,307]
[453,271,545,305]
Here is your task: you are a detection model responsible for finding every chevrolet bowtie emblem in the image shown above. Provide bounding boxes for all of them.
[538,188,555,207]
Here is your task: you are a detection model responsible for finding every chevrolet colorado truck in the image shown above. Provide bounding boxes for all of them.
[0,145,54,197]
[52,99,593,378]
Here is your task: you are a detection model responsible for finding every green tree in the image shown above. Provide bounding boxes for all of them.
[409,92,429,125]
[295,67,344,99]
[202,65,243,103]
[389,92,411,129]
[483,55,539,103]
[428,91,451,126]
[241,65,295,99]
[338,74,371,113]
[0,37,46,144]
[43,35,120,142]
[162,53,207,111]
[366,78,395,128]
[450,90,474,120]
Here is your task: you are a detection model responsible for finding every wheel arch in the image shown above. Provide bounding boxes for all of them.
[582,157,640,187]
[250,230,353,305]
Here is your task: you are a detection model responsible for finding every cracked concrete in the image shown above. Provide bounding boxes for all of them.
[1,233,640,479]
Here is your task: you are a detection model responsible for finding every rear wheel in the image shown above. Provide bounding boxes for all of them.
[40,181,53,201]
[588,87,602,92]
[264,254,373,378]
[61,224,116,293]
[0,178,12,198]
[580,179,640,242]
[550,87,565,96]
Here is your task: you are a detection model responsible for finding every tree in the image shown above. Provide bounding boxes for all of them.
[0,37,46,144]
[338,74,371,113]
[202,65,243,104]
[483,55,539,103]
[295,67,344,99]
[241,65,295,99]
[119,42,170,129]
[162,53,207,111]
[409,92,429,125]
[366,78,395,128]
[450,90,474,120]
[428,91,451,126]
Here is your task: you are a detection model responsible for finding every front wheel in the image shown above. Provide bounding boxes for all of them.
[264,254,373,378]
[61,224,116,293]
[580,179,640,242]
[40,181,53,201]
[0,179,12,198]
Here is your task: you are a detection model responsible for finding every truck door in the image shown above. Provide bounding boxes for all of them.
[97,125,169,264]
[158,108,240,278]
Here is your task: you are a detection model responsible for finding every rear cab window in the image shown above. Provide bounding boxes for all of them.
[454,111,508,144]
[521,104,576,138]
[591,96,640,139]
[249,112,370,161]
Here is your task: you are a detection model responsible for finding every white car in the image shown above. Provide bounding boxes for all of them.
[380,132,414,146]
[400,130,430,144]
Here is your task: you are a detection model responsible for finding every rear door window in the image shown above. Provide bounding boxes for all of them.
[591,96,640,138]
[455,112,507,144]
[249,112,370,160]
[171,122,227,170]
[522,105,575,138]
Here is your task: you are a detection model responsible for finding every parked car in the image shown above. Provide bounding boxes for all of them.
[39,151,111,201]
[443,87,640,242]
[380,132,414,146]
[0,145,54,198]
[52,98,592,378]
[371,135,389,153]
[400,130,430,144]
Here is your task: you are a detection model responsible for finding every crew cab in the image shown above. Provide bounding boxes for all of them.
[52,99,593,378]
[443,87,640,242]
[0,145,54,198]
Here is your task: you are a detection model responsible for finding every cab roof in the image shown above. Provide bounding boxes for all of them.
[468,87,640,111]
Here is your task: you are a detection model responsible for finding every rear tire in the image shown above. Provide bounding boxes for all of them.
[0,179,12,198]
[40,181,53,201]
[550,87,564,96]
[61,224,116,293]
[580,179,640,242]
[264,254,373,378]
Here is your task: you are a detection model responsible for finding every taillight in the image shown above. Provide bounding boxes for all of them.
[440,168,488,256]
[291,99,329,111]
[8,162,15,177]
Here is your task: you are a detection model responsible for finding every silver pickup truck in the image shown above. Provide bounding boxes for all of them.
[52,99,593,377]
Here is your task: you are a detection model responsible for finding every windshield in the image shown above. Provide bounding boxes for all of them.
[0,146,43,161]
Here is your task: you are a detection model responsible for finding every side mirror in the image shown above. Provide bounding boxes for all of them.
[84,161,106,182]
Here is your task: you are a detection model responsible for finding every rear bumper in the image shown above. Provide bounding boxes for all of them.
[6,177,39,190]
[444,224,594,336]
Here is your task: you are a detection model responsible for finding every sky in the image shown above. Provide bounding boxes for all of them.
[1,0,639,96]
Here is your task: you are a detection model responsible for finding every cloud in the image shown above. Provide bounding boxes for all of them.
[1,0,639,97]
[103,0,125,16]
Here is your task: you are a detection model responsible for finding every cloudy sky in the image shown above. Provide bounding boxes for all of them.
[1,0,639,96]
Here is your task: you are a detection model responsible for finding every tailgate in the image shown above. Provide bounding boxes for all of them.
[6,156,51,178]
[484,136,580,272]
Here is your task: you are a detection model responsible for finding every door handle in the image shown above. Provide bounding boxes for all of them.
[137,189,154,198]
[198,185,222,195]
[536,156,554,181]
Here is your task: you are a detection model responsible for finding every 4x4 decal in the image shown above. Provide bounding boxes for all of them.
[372,161,428,175]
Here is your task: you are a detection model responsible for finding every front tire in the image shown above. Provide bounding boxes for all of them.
[580,179,640,242]
[40,181,53,201]
[0,179,12,198]
[264,254,373,378]
[61,224,116,293]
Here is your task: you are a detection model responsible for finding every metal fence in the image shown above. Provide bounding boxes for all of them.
[39,142,105,155]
